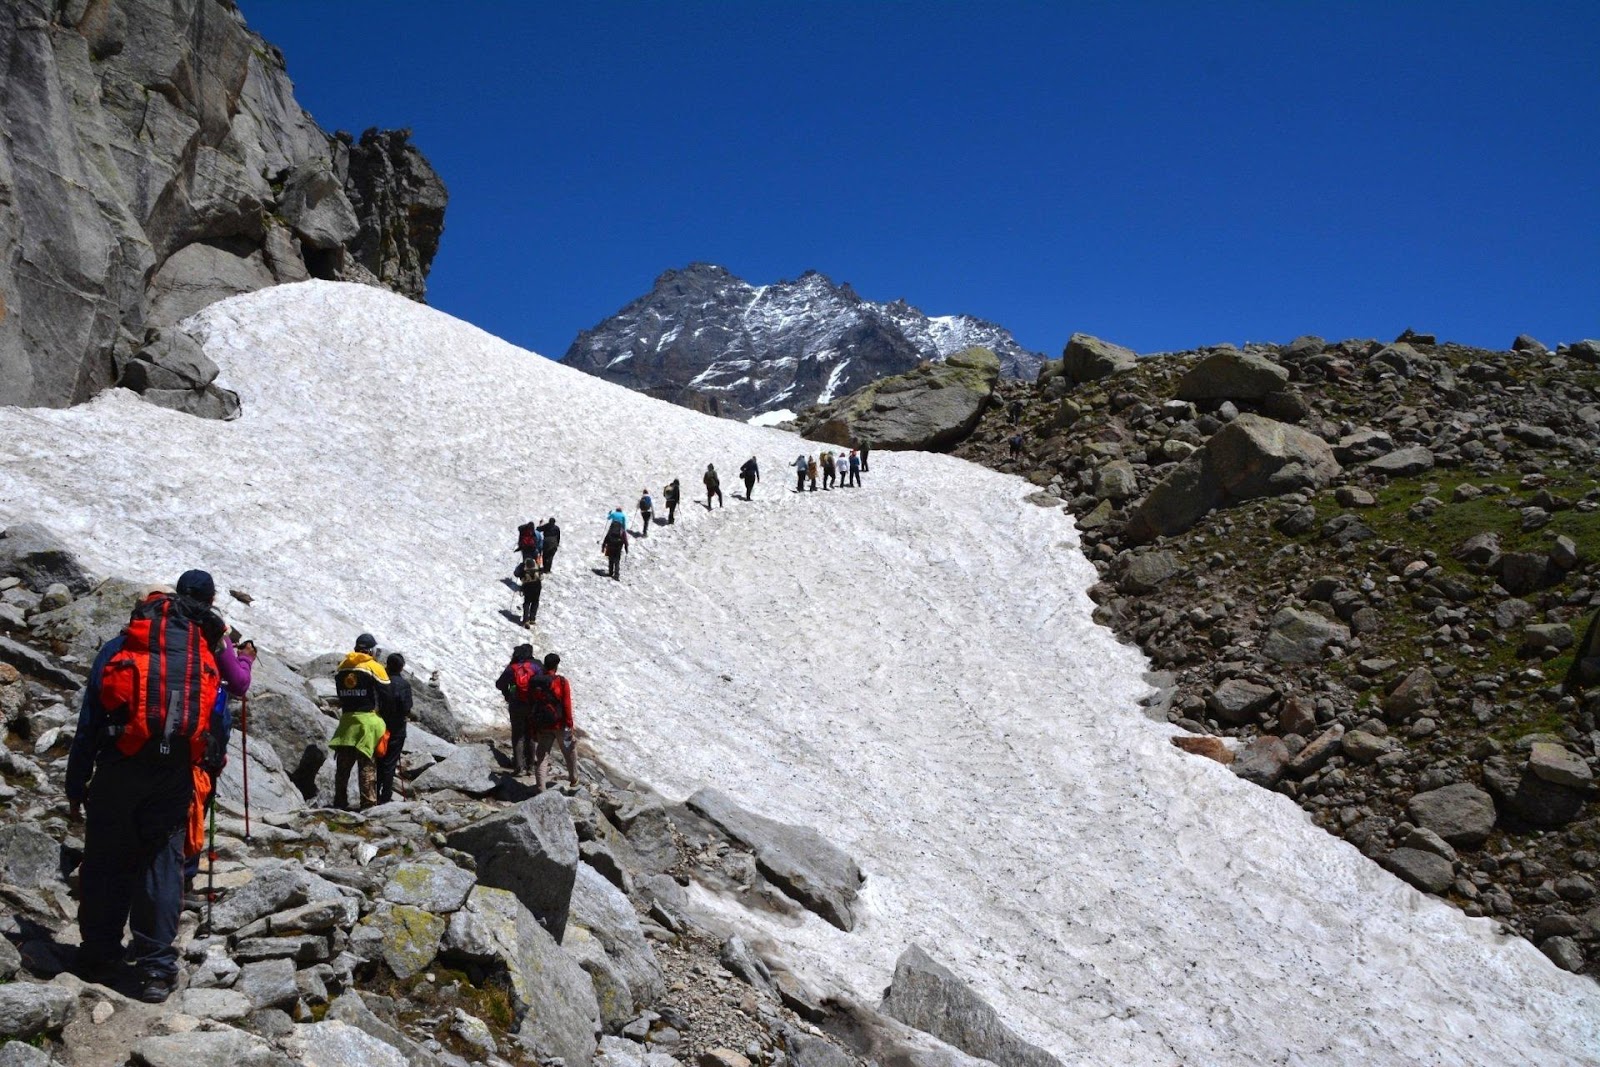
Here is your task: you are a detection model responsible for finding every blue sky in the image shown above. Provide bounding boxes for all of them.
[248,1,1599,360]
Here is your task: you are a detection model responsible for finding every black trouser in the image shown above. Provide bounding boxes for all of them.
[742,476,755,499]
[667,502,677,524]
[708,486,722,507]
[79,751,191,980]
[521,581,542,624]
[639,510,651,535]
[606,548,622,579]
[508,705,535,774]
[861,451,869,471]
[823,468,834,488]
[796,470,806,492]
[541,543,558,573]
[375,726,406,804]
[849,468,860,487]
[808,472,817,491]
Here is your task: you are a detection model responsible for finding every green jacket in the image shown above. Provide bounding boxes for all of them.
[329,710,387,759]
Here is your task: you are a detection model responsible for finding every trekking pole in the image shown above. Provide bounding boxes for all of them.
[240,695,252,844]
[204,790,217,935]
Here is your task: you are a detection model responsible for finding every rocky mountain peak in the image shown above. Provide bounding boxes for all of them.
[562,264,1043,419]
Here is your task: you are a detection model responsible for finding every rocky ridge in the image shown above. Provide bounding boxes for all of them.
[562,264,1043,420]
[0,530,1044,1067]
[955,330,1600,977]
[0,0,447,415]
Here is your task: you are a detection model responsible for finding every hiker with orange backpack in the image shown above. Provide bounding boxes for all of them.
[65,570,252,1003]
[328,633,392,811]
[528,652,578,793]
[496,643,542,775]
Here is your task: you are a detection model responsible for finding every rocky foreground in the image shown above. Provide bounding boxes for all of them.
[956,331,1600,978]
[0,531,1064,1066]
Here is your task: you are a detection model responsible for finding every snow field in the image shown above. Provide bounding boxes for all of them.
[0,281,1597,1064]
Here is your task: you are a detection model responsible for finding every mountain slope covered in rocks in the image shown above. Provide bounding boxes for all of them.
[0,0,447,414]
[562,264,1043,420]
[956,330,1600,980]
[0,283,1597,1064]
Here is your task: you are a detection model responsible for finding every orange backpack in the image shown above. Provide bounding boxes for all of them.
[99,594,219,761]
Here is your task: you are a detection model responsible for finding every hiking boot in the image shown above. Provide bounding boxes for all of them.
[137,973,176,1004]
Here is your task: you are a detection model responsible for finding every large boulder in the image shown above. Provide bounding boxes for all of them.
[411,740,501,796]
[1175,349,1289,402]
[0,826,64,888]
[0,0,445,410]
[1059,333,1137,383]
[445,790,580,940]
[798,347,1001,452]
[1483,755,1588,827]
[1261,608,1349,664]
[880,945,1063,1067]
[1406,784,1496,848]
[687,787,864,931]
[0,523,93,595]
[1126,415,1339,542]
[115,328,239,420]
[282,1020,409,1067]
[440,885,600,1065]
[564,864,664,1031]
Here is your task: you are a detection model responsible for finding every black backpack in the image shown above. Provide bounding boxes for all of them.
[603,520,624,548]
[529,674,562,730]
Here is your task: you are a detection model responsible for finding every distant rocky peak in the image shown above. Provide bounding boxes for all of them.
[563,264,1043,420]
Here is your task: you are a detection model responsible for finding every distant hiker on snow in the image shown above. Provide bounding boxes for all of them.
[376,652,412,804]
[67,570,254,1004]
[821,449,836,489]
[638,489,654,536]
[538,517,561,573]
[664,479,681,524]
[528,652,578,792]
[705,464,724,508]
[516,520,543,562]
[739,456,759,499]
[835,452,848,486]
[793,453,809,493]
[859,438,871,472]
[328,633,392,811]
[602,513,629,580]
[807,454,819,491]
[514,553,543,627]
[848,449,861,488]
[495,643,541,776]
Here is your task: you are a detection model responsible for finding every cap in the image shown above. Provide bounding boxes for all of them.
[175,569,215,602]
[354,633,377,652]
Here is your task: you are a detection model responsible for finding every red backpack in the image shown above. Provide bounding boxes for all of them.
[509,660,541,702]
[98,594,219,761]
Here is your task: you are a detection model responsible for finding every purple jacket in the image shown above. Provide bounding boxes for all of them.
[214,634,253,695]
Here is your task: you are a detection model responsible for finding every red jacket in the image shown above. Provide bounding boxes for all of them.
[545,673,574,730]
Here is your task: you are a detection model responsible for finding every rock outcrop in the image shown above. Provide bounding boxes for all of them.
[0,1,446,413]
[563,264,1042,419]
[796,346,1001,452]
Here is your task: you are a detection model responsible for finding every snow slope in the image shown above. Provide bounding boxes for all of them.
[1,281,1596,1064]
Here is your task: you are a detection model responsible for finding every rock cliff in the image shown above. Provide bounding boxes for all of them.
[0,0,446,413]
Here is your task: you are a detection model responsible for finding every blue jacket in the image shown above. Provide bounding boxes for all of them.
[64,637,123,804]
[607,510,627,527]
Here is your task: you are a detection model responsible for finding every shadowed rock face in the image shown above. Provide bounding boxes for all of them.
[563,263,1043,420]
[0,0,446,412]
[797,346,1003,452]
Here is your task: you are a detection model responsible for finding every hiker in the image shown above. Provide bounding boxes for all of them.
[516,520,543,562]
[848,449,861,488]
[1008,431,1024,458]
[821,449,835,489]
[602,514,629,580]
[529,652,578,792]
[537,517,561,573]
[859,438,871,472]
[835,452,848,486]
[375,652,412,805]
[739,456,759,499]
[328,633,391,812]
[1008,398,1024,425]
[704,464,723,508]
[514,553,543,627]
[638,489,654,536]
[793,453,809,493]
[67,570,254,1003]
[495,643,541,775]
[807,454,819,491]
[664,479,681,524]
